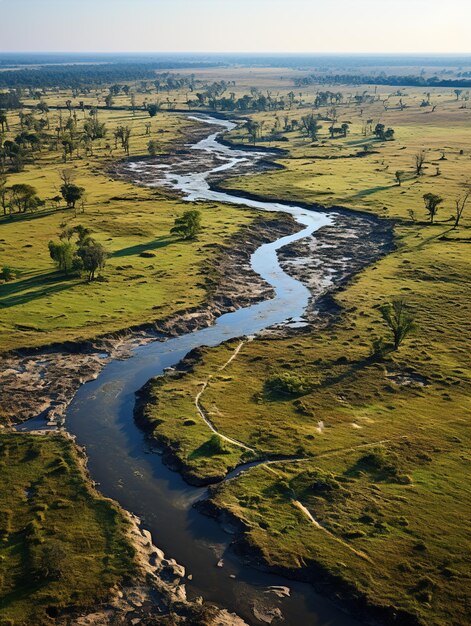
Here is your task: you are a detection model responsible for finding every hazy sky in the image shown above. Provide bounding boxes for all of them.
[1,0,469,54]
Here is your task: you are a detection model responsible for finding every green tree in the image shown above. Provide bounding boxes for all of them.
[9,184,40,213]
[83,117,107,141]
[147,103,160,117]
[48,240,76,273]
[148,140,158,157]
[0,175,8,216]
[77,239,107,281]
[245,119,259,144]
[301,114,322,141]
[60,183,84,209]
[423,192,443,223]
[379,299,415,351]
[0,109,8,133]
[170,209,202,240]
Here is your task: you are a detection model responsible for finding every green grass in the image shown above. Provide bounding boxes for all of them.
[0,110,260,352]
[139,83,471,625]
[2,75,471,623]
[0,433,135,625]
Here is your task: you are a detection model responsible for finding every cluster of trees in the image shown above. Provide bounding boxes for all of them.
[373,123,395,141]
[48,224,106,281]
[421,189,468,227]
[0,91,22,109]
[294,73,471,89]
[0,63,205,89]
[1,170,86,218]
[0,104,135,170]
[187,87,294,113]
[0,178,43,216]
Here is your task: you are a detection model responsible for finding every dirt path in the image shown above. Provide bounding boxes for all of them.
[194,340,256,453]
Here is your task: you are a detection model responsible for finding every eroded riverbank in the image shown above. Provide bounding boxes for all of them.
[8,114,395,625]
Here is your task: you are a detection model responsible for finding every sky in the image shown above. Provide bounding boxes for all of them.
[0,0,469,54]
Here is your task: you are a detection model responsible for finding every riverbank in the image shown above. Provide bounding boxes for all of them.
[0,431,247,626]
[0,212,299,427]
[131,115,470,626]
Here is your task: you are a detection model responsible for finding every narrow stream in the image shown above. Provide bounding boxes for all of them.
[21,116,365,625]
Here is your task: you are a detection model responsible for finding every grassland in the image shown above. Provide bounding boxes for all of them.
[137,75,471,625]
[1,69,470,624]
[0,433,135,625]
[0,109,260,352]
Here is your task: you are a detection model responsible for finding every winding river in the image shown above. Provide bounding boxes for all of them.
[20,116,365,625]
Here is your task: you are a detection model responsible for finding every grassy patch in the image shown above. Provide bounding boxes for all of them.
[142,83,471,624]
[0,433,135,625]
[0,110,259,352]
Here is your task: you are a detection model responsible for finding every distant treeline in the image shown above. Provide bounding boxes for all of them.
[294,74,471,89]
[0,62,221,89]
[0,92,22,109]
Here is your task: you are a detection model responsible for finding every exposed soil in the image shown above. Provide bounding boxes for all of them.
[0,214,299,428]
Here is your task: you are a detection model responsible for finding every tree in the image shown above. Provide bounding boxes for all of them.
[9,184,40,213]
[60,182,84,209]
[170,209,202,240]
[415,150,426,176]
[395,170,406,186]
[374,123,386,139]
[148,140,158,157]
[48,240,75,273]
[0,109,8,132]
[83,117,107,141]
[453,183,470,228]
[380,299,415,351]
[245,119,259,144]
[77,239,107,281]
[147,103,160,117]
[0,175,8,216]
[301,114,322,141]
[423,192,443,223]
[115,125,131,155]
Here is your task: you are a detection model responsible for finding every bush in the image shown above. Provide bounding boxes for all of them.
[1,266,20,282]
[265,372,311,397]
[359,447,399,476]
[204,434,230,455]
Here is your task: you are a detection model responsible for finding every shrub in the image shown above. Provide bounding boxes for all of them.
[265,372,311,397]
[204,434,230,455]
[0,266,19,282]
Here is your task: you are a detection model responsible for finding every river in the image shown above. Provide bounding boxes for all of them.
[19,115,365,625]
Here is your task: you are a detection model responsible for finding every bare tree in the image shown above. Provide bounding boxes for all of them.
[453,182,470,228]
[415,150,426,176]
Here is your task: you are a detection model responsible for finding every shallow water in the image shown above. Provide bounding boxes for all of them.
[25,115,365,625]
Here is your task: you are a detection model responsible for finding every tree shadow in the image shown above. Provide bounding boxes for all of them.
[318,354,382,390]
[112,235,173,258]
[0,271,77,308]
[412,226,456,250]
[0,207,69,224]
[351,183,396,198]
